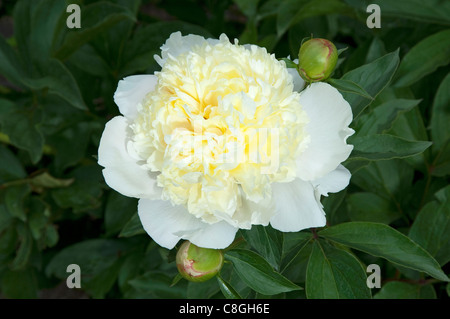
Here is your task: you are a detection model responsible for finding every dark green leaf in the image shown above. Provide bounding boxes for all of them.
[409,185,450,266]
[217,275,242,299]
[0,99,44,164]
[241,225,283,270]
[347,192,401,224]
[319,222,449,281]
[0,145,27,183]
[54,2,136,60]
[430,72,450,150]
[225,249,301,295]
[1,268,37,299]
[372,0,450,25]
[22,59,86,110]
[0,35,27,88]
[374,281,436,299]
[277,0,351,37]
[128,271,187,298]
[328,78,373,100]
[105,192,138,237]
[341,50,400,118]
[394,29,450,88]
[355,99,421,137]
[306,241,371,299]
[119,213,145,238]
[349,134,432,161]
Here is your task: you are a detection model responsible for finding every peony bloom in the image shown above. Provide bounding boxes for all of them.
[98,32,354,250]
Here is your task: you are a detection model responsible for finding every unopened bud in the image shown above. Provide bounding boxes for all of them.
[176,241,224,282]
[297,38,338,82]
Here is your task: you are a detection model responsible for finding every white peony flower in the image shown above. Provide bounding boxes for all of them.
[98,32,354,250]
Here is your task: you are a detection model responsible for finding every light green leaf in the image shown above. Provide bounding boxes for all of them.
[306,241,371,299]
[319,222,449,281]
[30,172,74,189]
[349,134,432,161]
[341,50,400,118]
[225,249,302,295]
[394,29,450,88]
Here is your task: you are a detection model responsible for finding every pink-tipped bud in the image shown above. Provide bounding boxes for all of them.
[176,241,224,282]
[298,38,338,82]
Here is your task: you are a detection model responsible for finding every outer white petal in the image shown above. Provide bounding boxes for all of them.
[138,199,238,249]
[297,82,354,181]
[270,178,326,232]
[287,59,305,92]
[98,116,162,199]
[313,164,351,197]
[114,75,157,120]
[154,31,219,67]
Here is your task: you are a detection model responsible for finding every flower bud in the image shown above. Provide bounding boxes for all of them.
[176,241,224,282]
[297,38,338,82]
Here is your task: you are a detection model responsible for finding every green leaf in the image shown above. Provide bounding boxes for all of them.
[341,50,400,118]
[105,192,138,237]
[22,59,86,110]
[355,99,421,137]
[409,185,450,266]
[225,249,301,295]
[328,78,373,100]
[217,275,242,299]
[119,213,145,238]
[128,271,187,298]
[394,29,450,88]
[30,172,74,189]
[2,184,31,222]
[319,222,449,282]
[51,164,104,213]
[54,2,136,60]
[0,35,27,88]
[46,238,131,298]
[11,223,33,270]
[0,145,27,183]
[349,134,432,161]
[279,58,298,68]
[0,99,44,164]
[276,0,351,37]
[241,225,283,270]
[373,0,450,26]
[347,192,401,224]
[306,241,371,299]
[430,72,450,150]
[374,282,436,299]
[1,268,38,299]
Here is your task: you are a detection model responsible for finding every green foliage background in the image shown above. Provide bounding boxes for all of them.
[0,0,449,299]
